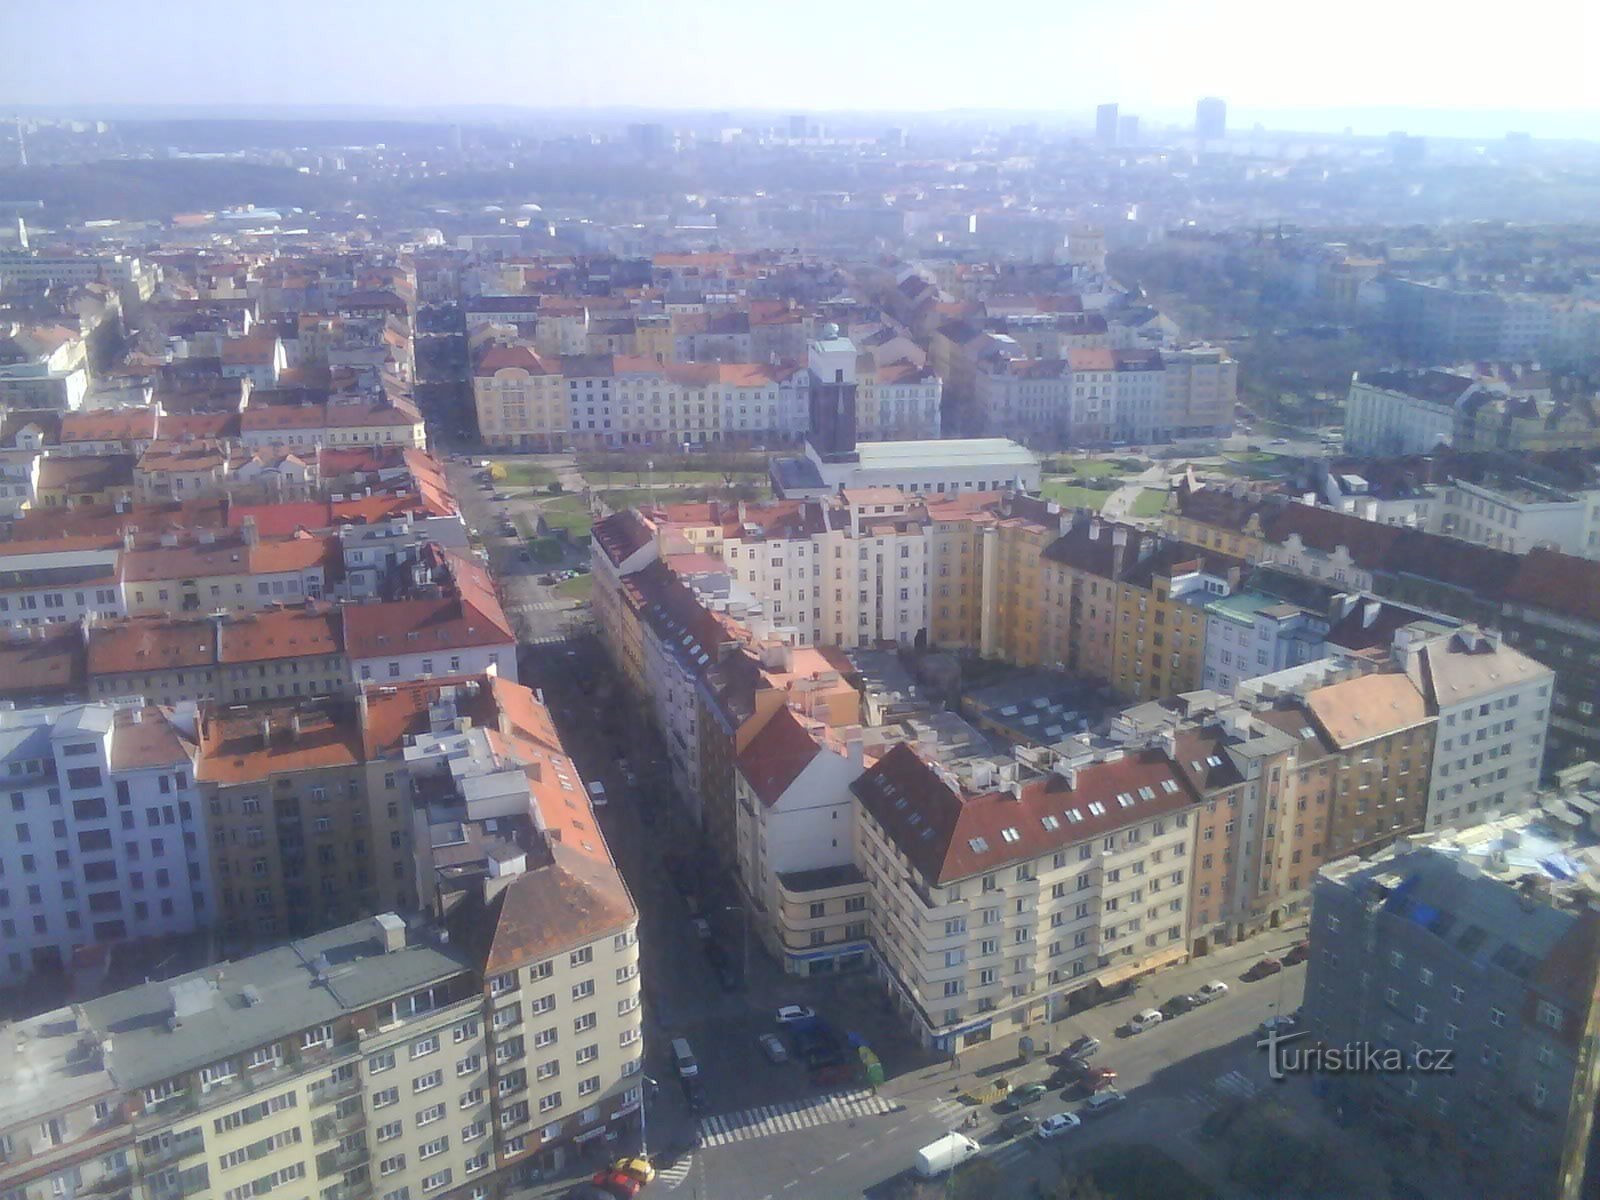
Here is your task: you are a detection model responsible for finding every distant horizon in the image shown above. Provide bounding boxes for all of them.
[7,102,1599,145]
[2,0,1594,142]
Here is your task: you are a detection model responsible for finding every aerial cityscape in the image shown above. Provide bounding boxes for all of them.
[3,4,1600,1199]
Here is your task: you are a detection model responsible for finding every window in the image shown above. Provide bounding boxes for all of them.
[574,1013,597,1034]
[569,946,593,967]
[452,1019,479,1043]
[376,1121,403,1143]
[301,1025,332,1049]
[1490,1007,1506,1028]
[413,1071,442,1094]
[417,1104,445,1127]
[379,1156,406,1178]
[537,1092,562,1114]
[1537,1000,1562,1029]
[369,1051,395,1074]
[372,1088,399,1109]
[411,1036,439,1059]
[418,1137,448,1160]
[455,1054,480,1077]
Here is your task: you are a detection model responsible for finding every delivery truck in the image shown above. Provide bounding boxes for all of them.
[913,1132,981,1177]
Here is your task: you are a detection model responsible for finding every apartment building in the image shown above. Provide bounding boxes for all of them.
[1303,670,1436,859]
[0,1003,132,1200]
[1305,818,1600,1200]
[88,616,223,705]
[852,743,1199,1049]
[732,707,869,975]
[220,607,348,703]
[973,358,1070,439]
[343,550,516,688]
[924,492,1001,655]
[120,523,332,617]
[1201,590,1329,694]
[854,360,941,442]
[0,702,209,981]
[390,677,646,1176]
[1161,344,1237,439]
[196,698,408,947]
[1398,625,1552,831]
[1344,369,1476,457]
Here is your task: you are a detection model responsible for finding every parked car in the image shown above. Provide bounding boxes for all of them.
[586,780,608,808]
[1196,980,1229,1003]
[1258,1015,1299,1039]
[1078,1089,1127,1118]
[1128,1009,1164,1034]
[1000,1112,1037,1139]
[1004,1083,1049,1110]
[1160,993,1200,1019]
[1065,1034,1100,1060]
[1036,1112,1082,1140]
[610,1159,655,1185]
[518,549,531,562]
[690,917,712,940]
[776,1005,817,1024]
[1248,956,1284,979]
[758,1033,788,1064]
[1284,940,1311,965]
[539,574,557,585]
[1270,438,1289,446]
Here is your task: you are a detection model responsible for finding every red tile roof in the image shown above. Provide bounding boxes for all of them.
[219,606,342,664]
[88,616,217,676]
[1504,547,1600,627]
[736,707,822,807]
[853,744,1198,885]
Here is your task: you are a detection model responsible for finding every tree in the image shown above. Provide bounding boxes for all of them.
[947,1159,1004,1200]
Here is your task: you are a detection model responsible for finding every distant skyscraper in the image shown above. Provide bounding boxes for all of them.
[627,122,667,155]
[1117,113,1140,145]
[788,114,809,139]
[1196,96,1226,140]
[1095,103,1119,146]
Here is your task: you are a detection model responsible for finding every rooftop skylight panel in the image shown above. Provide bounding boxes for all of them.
[968,836,990,853]
[1001,828,1020,843]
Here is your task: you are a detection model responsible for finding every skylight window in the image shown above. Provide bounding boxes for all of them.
[1160,780,1180,794]
[1066,809,1083,822]
[1205,755,1223,767]
[1041,815,1060,831]
[1116,792,1133,805]
[968,837,990,853]
[1001,828,1021,843]
[893,796,908,810]
[1137,786,1156,800]
[1087,801,1107,816]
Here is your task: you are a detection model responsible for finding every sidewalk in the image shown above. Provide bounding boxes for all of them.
[882,919,1309,1105]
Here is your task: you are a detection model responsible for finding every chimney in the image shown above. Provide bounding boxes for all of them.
[737,500,748,523]
[1088,518,1101,541]
[846,732,864,769]
[290,713,302,741]
[241,514,259,546]
[122,529,136,552]
[1111,526,1128,580]
[1159,728,1177,761]
[259,717,271,748]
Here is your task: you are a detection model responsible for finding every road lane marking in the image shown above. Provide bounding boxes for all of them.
[698,1088,895,1147]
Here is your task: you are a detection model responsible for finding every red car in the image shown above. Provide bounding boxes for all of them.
[588,1169,642,1200]
[1249,956,1284,979]
[1284,940,1310,966]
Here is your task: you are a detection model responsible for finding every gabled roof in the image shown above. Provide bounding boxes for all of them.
[736,706,822,807]
[219,606,342,664]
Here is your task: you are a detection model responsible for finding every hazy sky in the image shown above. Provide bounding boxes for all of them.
[3,0,1597,123]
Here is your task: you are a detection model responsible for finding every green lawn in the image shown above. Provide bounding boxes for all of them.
[1039,480,1111,510]
[534,495,594,539]
[556,574,594,601]
[495,461,557,488]
[1129,489,1170,518]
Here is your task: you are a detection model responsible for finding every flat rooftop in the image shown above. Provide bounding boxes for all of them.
[853,438,1038,469]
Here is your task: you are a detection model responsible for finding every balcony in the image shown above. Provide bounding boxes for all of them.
[141,1131,206,1170]
[315,1143,369,1180]
[307,1074,362,1109]
[312,1111,367,1146]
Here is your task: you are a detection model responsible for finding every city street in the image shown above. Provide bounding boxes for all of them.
[510,632,1311,1199]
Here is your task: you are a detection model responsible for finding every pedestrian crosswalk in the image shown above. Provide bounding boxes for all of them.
[926,1096,974,1126]
[508,600,562,613]
[652,1156,693,1190]
[698,1088,896,1147]
[1179,1069,1259,1108]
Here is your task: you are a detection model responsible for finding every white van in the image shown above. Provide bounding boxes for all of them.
[913,1132,980,1177]
[671,1037,698,1078]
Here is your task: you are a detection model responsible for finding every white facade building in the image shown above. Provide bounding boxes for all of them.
[1400,625,1554,831]
[0,702,210,980]
[1344,369,1476,457]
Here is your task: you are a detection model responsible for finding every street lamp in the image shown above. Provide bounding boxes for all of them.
[720,904,750,986]
[640,1075,657,1158]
